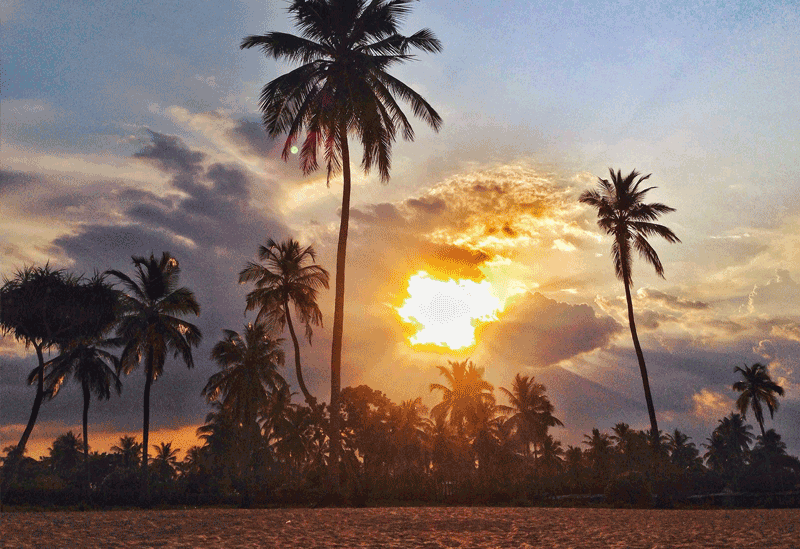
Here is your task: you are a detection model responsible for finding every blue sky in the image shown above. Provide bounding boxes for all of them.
[2,0,800,458]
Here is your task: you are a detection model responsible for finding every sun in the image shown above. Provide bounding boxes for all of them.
[396,271,505,350]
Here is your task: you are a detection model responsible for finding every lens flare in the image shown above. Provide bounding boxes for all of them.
[396,271,505,350]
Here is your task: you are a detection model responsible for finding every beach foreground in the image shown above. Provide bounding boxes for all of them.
[2,507,799,548]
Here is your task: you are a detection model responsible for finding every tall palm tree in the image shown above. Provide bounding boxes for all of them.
[239,238,329,410]
[732,362,785,438]
[241,0,443,484]
[108,252,202,501]
[42,339,122,495]
[430,360,495,436]
[498,373,562,460]
[579,169,680,442]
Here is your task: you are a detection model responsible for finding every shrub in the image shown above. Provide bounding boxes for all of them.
[604,471,652,507]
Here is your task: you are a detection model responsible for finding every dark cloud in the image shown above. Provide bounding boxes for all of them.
[639,288,710,311]
[349,203,406,226]
[228,117,274,158]
[206,163,250,200]
[479,292,622,368]
[405,196,446,215]
[0,170,37,195]
[133,130,205,174]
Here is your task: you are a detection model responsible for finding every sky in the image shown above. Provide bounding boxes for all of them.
[2,0,800,460]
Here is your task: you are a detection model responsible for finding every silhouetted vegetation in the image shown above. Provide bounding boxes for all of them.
[241,0,443,489]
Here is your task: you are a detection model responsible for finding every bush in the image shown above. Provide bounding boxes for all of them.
[604,471,652,507]
[95,468,142,506]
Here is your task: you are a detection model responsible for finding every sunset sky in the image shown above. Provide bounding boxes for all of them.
[2,0,800,460]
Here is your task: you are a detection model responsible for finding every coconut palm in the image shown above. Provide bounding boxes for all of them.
[241,0,443,483]
[42,338,122,495]
[666,429,701,472]
[430,360,495,436]
[203,324,287,432]
[150,442,180,481]
[108,252,201,501]
[1,267,117,493]
[579,169,680,442]
[732,362,785,438]
[111,435,142,469]
[203,324,286,502]
[239,238,329,410]
[48,431,83,480]
[498,373,562,460]
[583,428,614,479]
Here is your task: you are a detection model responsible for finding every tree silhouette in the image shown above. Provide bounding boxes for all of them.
[580,169,680,442]
[43,338,121,496]
[239,238,329,410]
[150,442,180,482]
[203,323,286,504]
[430,360,494,437]
[1,266,117,492]
[109,252,201,503]
[111,435,142,469]
[242,0,442,487]
[498,373,562,460]
[732,362,785,438]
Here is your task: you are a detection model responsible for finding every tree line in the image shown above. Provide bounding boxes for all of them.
[1,241,797,506]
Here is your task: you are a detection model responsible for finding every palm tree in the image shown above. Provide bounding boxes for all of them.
[498,373,562,460]
[150,442,180,481]
[203,324,287,446]
[1,266,117,492]
[241,0,443,484]
[666,429,701,472]
[108,252,202,501]
[583,428,614,483]
[43,339,122,495]
[203,324,286,502]
[111,435,142,469]
[48,431,83,480]
[239,238,329,410]
[579,169,680,442]
[732,362,785,438]
[430,360,495,437]
[539,435,565,474]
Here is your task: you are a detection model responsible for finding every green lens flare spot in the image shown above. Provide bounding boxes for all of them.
[290,146,299,154]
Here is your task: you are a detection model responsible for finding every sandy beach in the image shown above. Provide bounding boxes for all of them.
[2,507,799,548]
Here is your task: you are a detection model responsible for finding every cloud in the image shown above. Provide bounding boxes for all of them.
[747,269,800,314]
[132,130,206,175]
[637,288,710,311]
[692,388,734,420]
[479,292,622,368]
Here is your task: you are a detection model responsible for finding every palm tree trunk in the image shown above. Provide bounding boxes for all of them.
[82,380,91,500]
[3,343,47,499]
[284,301,316,410]
[623,281,659,442]
[141,355,153,505]
[329,124,351,493]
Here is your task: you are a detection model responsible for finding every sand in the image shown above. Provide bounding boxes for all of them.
[2,507,799,548]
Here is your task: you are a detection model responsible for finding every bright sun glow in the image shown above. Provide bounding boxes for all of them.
[396,271,506,350]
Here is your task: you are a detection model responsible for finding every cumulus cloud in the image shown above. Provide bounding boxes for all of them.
[637,288,710,311]
[479,292,622,368]
[747,269,800,315]
[692,388,734,419]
